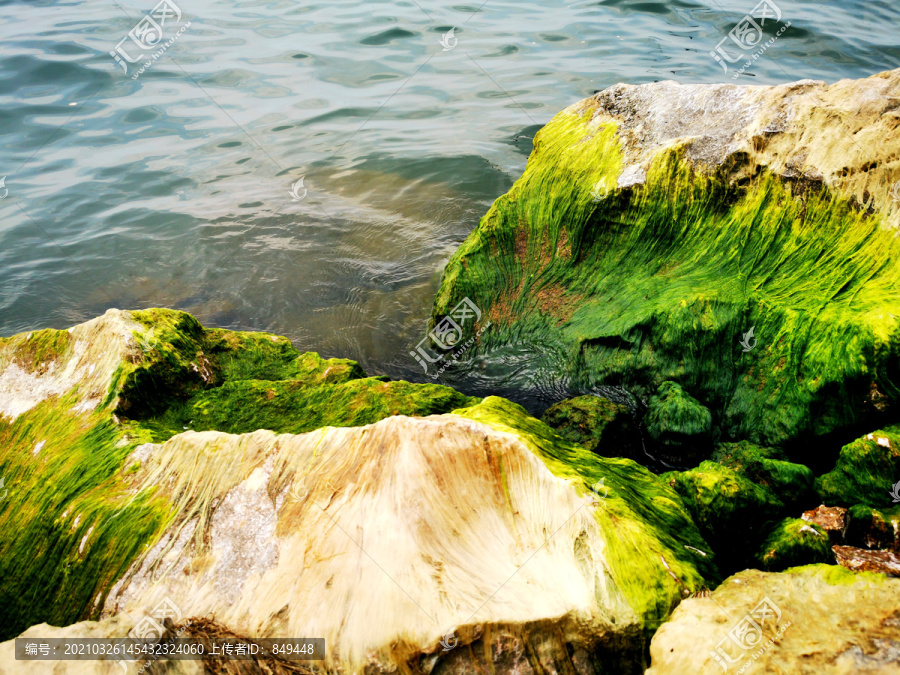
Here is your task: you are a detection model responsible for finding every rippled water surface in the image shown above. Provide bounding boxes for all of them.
[1,0,898,402]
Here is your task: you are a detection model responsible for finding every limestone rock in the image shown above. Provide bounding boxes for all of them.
[647,564,900,674]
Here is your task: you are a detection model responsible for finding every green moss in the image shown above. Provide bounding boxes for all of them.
[540,394,640,459]
[815,426,900,508]
[845,503,900,550]
[756,518,833,572]
[0,395,169,641]
[432,106,900,449]
[644,382,712,464]
[0,328,72,373]
[662,460,785,573]
[782,562,891,586]
[711,441,814,510]
[454,396,719,633]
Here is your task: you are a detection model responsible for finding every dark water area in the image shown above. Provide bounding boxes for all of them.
[1,0,899,410]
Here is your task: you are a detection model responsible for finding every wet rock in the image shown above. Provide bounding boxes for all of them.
[540,394,640,459]
[833,545,900,577]
[816,427,900,508]
[712,440,815,510]
[756,518,833,572]
[802,504,849,543]
[846,504,900,551]
[662,460,784,572]
[645,382,713,466]
[647,564,900,674]
[432,69,900,449]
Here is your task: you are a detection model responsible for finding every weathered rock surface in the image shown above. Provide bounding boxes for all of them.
[647,564,900,674]
[0,311,719,674]
[833,545,900,577]
[431,69,900,449]
[802,504,849,543]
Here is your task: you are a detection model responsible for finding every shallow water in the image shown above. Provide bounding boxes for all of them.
[1,0,898,407]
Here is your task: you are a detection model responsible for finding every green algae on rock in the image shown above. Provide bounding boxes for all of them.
[644,381,712,465]
[662,460,785,573]
[756,517,834,572]
[540,393,640,459]
[431,70,900,449]
[845,504,900,551]
[0,308,477,642]
[816,426,900,508]
[711,440,816,511]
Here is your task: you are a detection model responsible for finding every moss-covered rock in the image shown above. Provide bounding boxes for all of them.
[0,308,477,641]
[430,72,900,449]
[711,440,815,511]
[845,504,900,551]
[815,427,900,508]
[756,518,834,571]
[644,382,712,465]
[540,394,640,459]
[662,460,785,572]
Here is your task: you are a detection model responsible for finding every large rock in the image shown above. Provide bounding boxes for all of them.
[0,308,477,642]
[712,441,816,511]
[647,564,900,674]
[540,394,641,459]
[0,312,719,673]
[430,69,900,448]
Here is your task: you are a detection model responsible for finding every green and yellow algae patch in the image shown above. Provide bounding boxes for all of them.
[431,74,900,451]
[816,426,900,508]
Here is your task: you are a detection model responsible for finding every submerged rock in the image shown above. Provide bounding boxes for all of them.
[540,393,640,459]
[431,69,900,448]
[647,564,900,674]
[0,311,719,673]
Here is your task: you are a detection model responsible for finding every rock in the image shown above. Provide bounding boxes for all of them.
[540,394,641,459]
[712,441,815,510]
[0,311,721,673]
[644,382,712,466]
[833,546,900,577]
[846,505,900,551]
[802,504,849,543]
[431,69,900,448]
[0,308,478,641]
[816,427,900,508]
[662,461,784,572]
[756,518,833,572]
[647,564,900,674]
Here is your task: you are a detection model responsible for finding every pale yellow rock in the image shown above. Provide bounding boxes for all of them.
[647,565,900,674]
[569,68,900,229]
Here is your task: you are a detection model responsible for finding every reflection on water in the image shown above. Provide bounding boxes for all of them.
[0,0,898,408]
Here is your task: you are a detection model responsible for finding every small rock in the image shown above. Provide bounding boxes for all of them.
[832,545,900,576]
[801,504,848,542]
